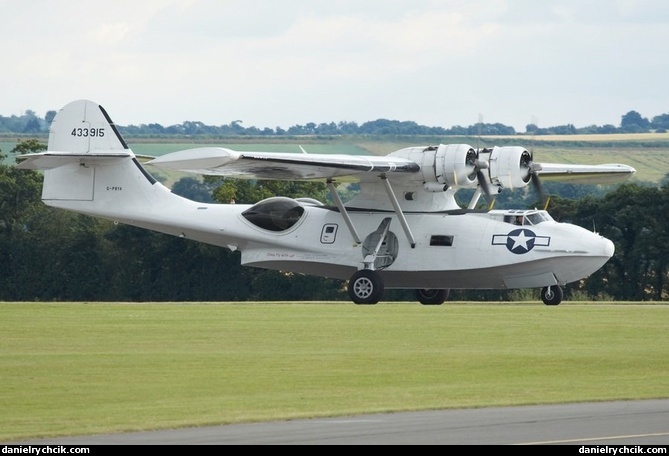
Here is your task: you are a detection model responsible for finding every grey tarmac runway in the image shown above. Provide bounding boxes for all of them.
[7,399,669,445]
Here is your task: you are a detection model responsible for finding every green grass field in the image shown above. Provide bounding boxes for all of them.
[1,302,667,442]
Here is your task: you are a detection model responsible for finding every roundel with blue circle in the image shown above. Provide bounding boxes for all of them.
[507,228,536,254]
[492,228,551,255]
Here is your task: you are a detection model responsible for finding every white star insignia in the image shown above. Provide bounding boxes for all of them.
[509,230,531,251]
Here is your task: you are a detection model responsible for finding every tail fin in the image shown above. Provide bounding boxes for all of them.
[16,100,161,211]
[48,99,129,152]
[17,100,134,173]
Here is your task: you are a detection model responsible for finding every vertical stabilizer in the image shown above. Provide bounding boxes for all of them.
[16,100,168,212]
[47,99,129,152]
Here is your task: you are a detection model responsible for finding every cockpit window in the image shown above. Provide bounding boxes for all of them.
[526,213,541,225]
[242,197,305,231]
[526,212,553,225]
[503,211,553,226]
[504,215,526,225]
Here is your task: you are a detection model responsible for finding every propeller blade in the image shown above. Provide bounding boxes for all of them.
[531,167,547,208]
[472,156,493,206]
[477,169,494,206]
[522,148,548,209]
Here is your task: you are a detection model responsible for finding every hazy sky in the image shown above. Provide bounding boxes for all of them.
[2,0,667,131]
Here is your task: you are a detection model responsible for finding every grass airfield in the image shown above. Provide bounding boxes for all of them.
[1,301,667,442]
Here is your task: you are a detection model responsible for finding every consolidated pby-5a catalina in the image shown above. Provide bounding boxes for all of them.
[17,100,636,305]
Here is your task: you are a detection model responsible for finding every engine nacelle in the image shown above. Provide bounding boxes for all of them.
[390,144,533,193]
[417,144,479,192]
[483,146,533,190]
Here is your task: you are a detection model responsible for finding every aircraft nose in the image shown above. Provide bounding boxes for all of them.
[588,234,614,259]
[603,237,615,258]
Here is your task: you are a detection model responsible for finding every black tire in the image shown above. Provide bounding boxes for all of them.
[348,270,384,305]
[416,289,448,305]
[541,285,563,305]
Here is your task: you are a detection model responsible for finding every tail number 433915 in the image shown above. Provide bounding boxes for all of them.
[71,127,105,137]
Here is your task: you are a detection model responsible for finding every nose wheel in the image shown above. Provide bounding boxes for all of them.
[541,285,563,305]
[348,270,384,305]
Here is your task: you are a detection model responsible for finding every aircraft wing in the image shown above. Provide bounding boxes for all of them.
[534,162,636,184]
[147,147,420,180]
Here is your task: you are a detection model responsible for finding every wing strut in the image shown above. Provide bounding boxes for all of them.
[381,176,416,248]
[363,217,392,270]
[327,180,361,244]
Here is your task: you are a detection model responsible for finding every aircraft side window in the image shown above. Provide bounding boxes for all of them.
[430,235,454,246]
[242,197,305,231]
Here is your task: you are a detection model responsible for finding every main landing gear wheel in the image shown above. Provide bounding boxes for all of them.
[541,285,563,306]
[416,289,448,305]
[348,270,384,305]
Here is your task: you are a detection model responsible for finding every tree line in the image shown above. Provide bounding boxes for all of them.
[2,108,668,137]
[1,139,667,302]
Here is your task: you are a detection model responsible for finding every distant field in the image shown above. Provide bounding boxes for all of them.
[1,302,668,442]
[3,134,668,183]
[486,132,669,142]
[542,133,669,142]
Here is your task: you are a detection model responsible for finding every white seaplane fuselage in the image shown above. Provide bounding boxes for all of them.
[45,156,613,291]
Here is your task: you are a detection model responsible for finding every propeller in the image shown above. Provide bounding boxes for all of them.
[476,159,493,204]
[520,149,547,209]
[465,148,494,206]
[474,115,492,202]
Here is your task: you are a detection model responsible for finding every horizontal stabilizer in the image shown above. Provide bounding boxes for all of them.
[15,151,133,170]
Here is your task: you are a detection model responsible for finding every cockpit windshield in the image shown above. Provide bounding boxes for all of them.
[502,210,553,226]
[525,211,552,225]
